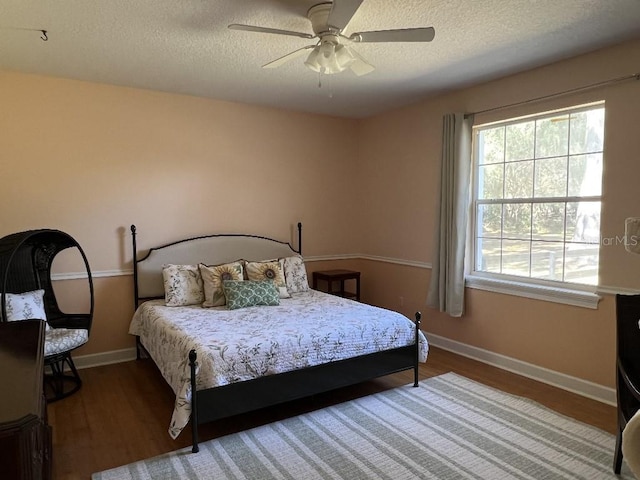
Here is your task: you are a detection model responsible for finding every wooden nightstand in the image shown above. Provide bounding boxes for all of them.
[312,269,360,301]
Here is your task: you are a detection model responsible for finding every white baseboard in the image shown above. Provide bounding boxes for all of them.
[426,332,616,406]
[74,347,137,370]
[72,338,616,407]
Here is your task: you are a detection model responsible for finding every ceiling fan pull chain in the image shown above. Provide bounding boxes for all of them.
[317,72,334,99]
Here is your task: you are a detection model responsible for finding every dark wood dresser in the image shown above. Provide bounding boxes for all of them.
[0,320,52,480]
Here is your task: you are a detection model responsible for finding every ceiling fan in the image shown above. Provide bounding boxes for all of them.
[228,0,435,76]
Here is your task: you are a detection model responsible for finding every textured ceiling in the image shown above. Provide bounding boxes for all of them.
[2,0,640,118]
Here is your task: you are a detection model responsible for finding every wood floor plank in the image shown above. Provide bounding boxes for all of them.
[47,346,616,479]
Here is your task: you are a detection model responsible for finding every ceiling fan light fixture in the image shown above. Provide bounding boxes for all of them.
[319,41,335,60]
[304,47,322,73]
[335,44,355,69]
[304,40,354,75]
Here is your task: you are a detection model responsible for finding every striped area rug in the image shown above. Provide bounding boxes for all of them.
[92,373,634,479]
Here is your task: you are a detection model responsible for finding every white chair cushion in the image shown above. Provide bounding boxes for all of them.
[45,328,88,356]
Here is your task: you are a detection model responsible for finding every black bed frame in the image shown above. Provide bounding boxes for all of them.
[131,223,421,453]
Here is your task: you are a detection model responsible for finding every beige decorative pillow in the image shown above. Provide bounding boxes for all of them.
[281,255,309,293]
[162,264,204,307]
[245,260,290,298]
[200,261,244,307]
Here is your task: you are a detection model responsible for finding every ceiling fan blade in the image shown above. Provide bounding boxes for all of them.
[350,27,435,43]
[262,45,316,69]
[228,24,314,39]
[348,48,375,76]
[327,0,364,31]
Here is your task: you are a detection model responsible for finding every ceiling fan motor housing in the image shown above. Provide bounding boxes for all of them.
[308,3,336,36]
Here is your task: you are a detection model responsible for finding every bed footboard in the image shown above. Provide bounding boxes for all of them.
[188,311,423,453]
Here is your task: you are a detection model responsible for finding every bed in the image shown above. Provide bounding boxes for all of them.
[128,223,428,453]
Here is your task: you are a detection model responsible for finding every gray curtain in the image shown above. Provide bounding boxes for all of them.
[426,113,474,317]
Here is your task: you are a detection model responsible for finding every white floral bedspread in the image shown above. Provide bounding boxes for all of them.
[129,289,429,439]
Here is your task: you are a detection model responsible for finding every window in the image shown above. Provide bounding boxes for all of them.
[472,102,605,288]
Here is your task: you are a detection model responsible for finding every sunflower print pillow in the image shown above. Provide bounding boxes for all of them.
[245,260,290,298]
[199,261,244,307]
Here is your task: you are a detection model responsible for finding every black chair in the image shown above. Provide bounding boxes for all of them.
[0,229,94,402]
[614,294,640,474]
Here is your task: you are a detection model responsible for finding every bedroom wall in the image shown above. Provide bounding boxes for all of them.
[2,38,638,394]
[356,38,640,389]
[0,72,360,356]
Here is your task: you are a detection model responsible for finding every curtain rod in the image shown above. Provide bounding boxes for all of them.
[464,72,640,119]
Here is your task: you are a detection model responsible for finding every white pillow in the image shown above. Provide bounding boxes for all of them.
[4,289,50,330]
[281,256,309,293]
[162,264,204,307]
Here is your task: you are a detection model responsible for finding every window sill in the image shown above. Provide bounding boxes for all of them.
[465,275,601,309]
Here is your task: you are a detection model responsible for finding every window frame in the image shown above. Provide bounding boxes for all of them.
[467,101,605,309]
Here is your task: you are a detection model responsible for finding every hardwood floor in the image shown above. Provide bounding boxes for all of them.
[48,346,617,480]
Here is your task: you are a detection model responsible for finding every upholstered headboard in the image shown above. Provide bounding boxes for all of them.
[131,224,301,304]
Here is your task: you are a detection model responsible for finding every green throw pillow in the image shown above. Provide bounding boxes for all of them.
[222,280,280,310]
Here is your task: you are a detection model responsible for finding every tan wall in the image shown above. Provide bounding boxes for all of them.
[358,38,640,388]
[0,72,360,355]
[359,260,615,387]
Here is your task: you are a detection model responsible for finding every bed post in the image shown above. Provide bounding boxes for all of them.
[297,222,302,255]
[189,349,200,453]
[131,225,142,360]
[414,311,421,387]
[131,225,139,309]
